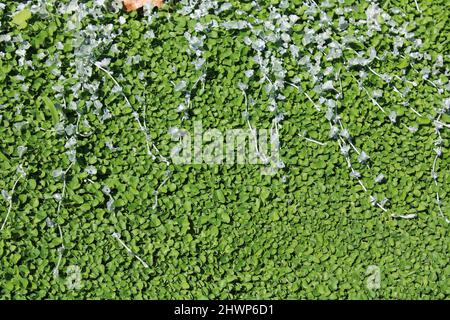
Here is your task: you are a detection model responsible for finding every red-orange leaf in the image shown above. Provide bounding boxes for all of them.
[123,0,163,12]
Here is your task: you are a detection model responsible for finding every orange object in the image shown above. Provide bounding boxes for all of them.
[123,0,163,11]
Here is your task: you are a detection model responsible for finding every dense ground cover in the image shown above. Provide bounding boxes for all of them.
[0,0,449,299]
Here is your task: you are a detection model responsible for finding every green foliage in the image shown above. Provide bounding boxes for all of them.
[0,0,449,300]
[11,8,31,29]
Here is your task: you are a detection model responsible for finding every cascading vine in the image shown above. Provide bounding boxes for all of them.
[0,0,449,299]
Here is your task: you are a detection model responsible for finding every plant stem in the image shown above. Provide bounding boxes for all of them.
[0,176,22,231]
